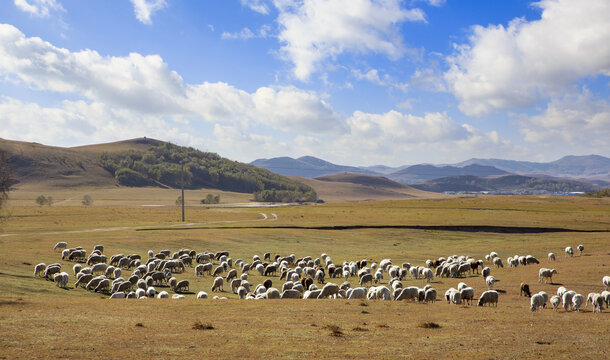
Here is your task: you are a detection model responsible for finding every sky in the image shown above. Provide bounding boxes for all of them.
[0,0,608,167]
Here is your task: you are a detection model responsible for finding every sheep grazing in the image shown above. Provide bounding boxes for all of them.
[520,283,532,297]
[530,293,545,312]
[359,273,373,287]
[477,290,499,307]
[550,295,561,311]
[485,276,496,290]
[424,288,437,303]
[53,242,67,252]
[538,268,557,284]
[109,292,125,299]
[281,289,302,299]
[562,291,576,312]
[548,253,556,261]
[54,272,69,288]
[577,244,584,256]
[601,291,610,308]
[317,283,340,299]
[492,257,503,268]
[146,287,156,298]
[34,263,46,277]
[174,280,189,293]
[572,293,584,312]
[197,291,208,299]
[346,287,367,300]
[482,267,491,278]
[557,286,568,298]
[157,291,169,299]
[421,268,434,283]
[602,276,610,290]
[211,277,224,292]
[565,247,574,257]
[460,287,474,305]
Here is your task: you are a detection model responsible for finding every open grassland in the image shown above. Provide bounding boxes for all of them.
[0,195,609,359]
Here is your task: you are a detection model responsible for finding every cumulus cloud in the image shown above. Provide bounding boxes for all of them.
[0,97,191,147]
[445,0,610,116]
[275,0,426,80]
[14,0,64,17]
[0,24,343,134]
[130,0,167,25]
[521,88,610,147]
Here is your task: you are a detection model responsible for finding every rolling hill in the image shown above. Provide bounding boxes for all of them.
[455,155,610,180]
[0,138,316,202]
[250,156,378,178]
[411,174,598,194]
[292,173,443,202]
[388,164,509,184]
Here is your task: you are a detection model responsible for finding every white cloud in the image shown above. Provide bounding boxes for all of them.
[521,88,610,146]
[0,24,344,135]
[130,0,167,25]
[352,68,408,91]
[221,25,271,40]
[14,0,64,17]
[275,0,426,80]
[445,0,610,116]
[240,0,271,15]
[0,97,191,147]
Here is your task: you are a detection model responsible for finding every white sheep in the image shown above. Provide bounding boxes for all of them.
[577,244,584,256]
[196,291,208,299]
[485,276,496,290]
[211,276,223,292]
[460,287,475,305]
[53,242,67,252]
[34,263,46,277]
[530,293,545,312]
[172,294,185,299]
[557,286,567,298]
[266,287,281,299]
[421,268,434,283]
[146,287,156,297]
[450,289,461,305]
[492,257,503,268]
[548,252,555,261]
[109,292,126,299]
[601,291,610,308]
[347,287,367,299]
[157,291,169,299]
[237,286,247,299]
[303,289,322,299]
[602,276,610,290]
[395,286,419,302]
[572,293,584,311]
[550,295,561,311]
[538,268,557,284]
[424,288,437,303]
[317,283,340,299]
[562,291,576,311]
[281,289,302,299]
[565,247,574,257]
[477,290,498,307]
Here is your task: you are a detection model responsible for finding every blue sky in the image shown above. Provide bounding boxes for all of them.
[0,0,608,166]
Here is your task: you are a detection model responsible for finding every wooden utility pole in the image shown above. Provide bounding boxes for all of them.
[181,162,185,222]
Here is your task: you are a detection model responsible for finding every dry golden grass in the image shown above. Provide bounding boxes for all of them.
[0,194,609,359]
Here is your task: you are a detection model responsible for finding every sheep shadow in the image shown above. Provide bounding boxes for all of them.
[495,289,507,294]
[176,291,195,295]
[551,282,563,286]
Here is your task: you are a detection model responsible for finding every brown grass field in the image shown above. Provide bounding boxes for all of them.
[0,192,609,359]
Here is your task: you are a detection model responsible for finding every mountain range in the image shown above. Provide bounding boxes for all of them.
[250,155,610,185]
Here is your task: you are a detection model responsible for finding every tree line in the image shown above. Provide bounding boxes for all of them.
[99,142,317,202]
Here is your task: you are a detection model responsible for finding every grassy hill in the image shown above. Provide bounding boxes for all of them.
[0,138,316,202]
[412,174,598,193]
[292,173,443,202]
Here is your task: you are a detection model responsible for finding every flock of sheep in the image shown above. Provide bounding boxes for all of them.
[33,241,609,312]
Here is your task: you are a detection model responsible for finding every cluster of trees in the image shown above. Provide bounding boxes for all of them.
[99,142,317,202]
[35,195,53,206]
[201,194,220,204]
[586,188,610,197]
[253,189,317,203]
